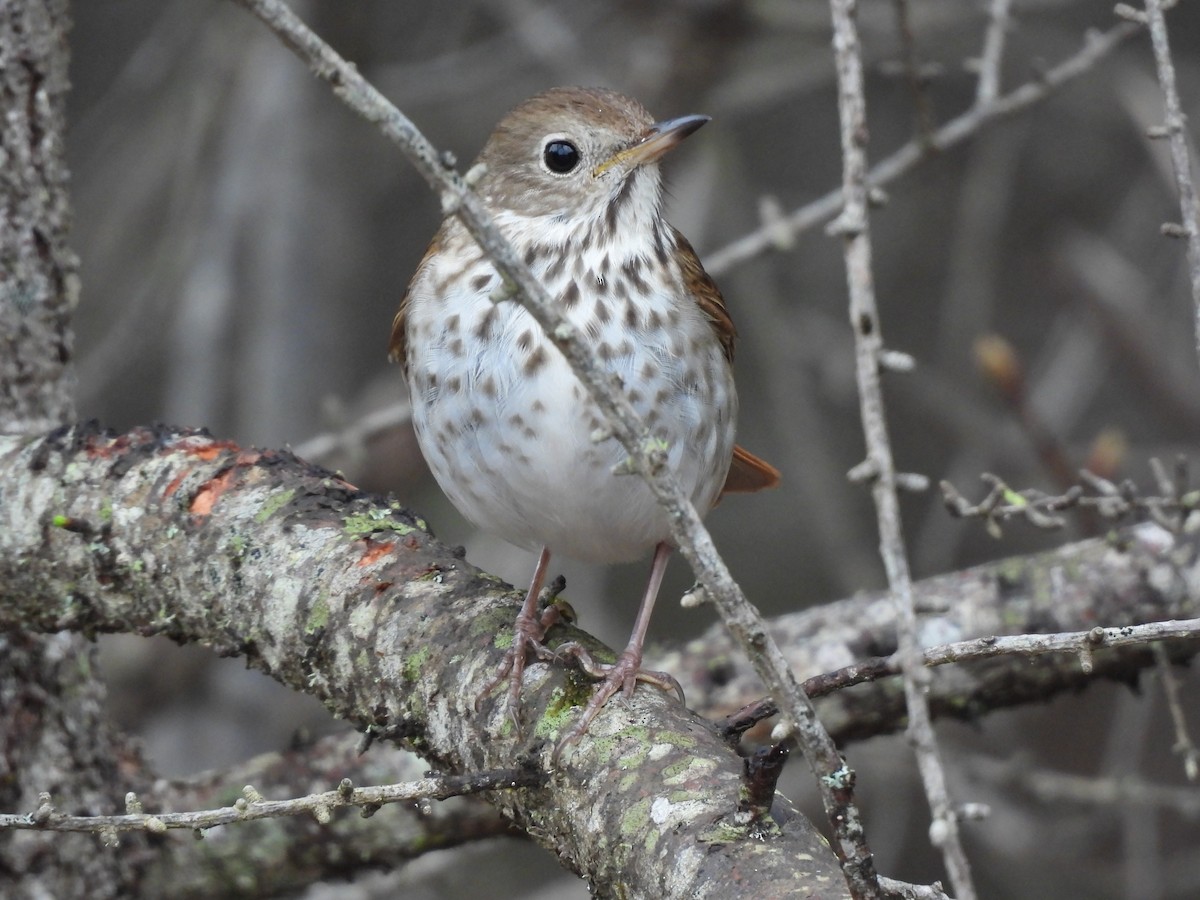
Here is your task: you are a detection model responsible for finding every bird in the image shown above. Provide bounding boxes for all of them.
[390,86,779,747]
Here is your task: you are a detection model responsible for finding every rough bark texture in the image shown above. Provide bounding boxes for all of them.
[0,424,850,899]
[0,0,77,433]
[667,523,1200,742]
[0,4,151,898]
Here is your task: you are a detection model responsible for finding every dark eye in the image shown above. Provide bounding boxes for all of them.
[543,140,580,174]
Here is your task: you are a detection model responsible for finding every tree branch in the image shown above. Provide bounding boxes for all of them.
[667,521,1200,744]
[0,424,847,898]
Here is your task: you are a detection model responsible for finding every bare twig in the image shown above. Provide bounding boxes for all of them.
[291,399,412,465]
[973,757,1200,816]
[827,0,975,896]
[973,0,1014,106]
[229,0,871,890]
[942,462,1200,536]
[1153,643,1200,781]
[801,618,1200,699]
[888,0,936,145]
[707,20,1142,277]
[1137,0,1200,366]
[0,766,540,835]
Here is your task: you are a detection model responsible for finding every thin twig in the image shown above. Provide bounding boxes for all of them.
[801,617,1200,699]
[0,766,541,835]
[707,20,1142,277]
[292,399,412,464]
[827,0,976,897]
[229,0,874,887]
[942,462,1200,536]
[974,0,1014,107]
[1137,0,1200,366]
[889,0,936,146]
[1153,643,1200,781]
[973,756,1200,816]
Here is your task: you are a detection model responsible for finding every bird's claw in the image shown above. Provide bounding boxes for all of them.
[550,644,686,762]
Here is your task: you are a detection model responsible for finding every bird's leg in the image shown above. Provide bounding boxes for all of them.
[476,546,558,725]
[556,541,683,753]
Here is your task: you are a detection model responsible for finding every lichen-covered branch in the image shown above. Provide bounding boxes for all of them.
[6,424,1197,894]
[0,424,848,898]
[667,522,1200,743]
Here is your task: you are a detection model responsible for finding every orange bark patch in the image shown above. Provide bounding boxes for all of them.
[168,436,243,460]
[188,450,263,516]
[190,468,237,516]
[356,538,395,567]
[163,471,188,499]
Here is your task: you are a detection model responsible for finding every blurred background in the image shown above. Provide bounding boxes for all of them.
[67,1,1200,897]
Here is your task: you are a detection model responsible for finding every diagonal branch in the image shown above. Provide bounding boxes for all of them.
[0,424,847,898]
[706,19,1142,277]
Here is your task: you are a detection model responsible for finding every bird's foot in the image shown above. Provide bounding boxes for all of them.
[475,603,564,729]
[552,643,685,759]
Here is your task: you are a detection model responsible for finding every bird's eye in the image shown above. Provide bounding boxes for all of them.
[543,139,581,174]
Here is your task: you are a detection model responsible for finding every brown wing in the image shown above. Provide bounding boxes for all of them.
[671,226,736,363]
[722,445,781,494]
[388,231,443,373]
[670,228,779,493]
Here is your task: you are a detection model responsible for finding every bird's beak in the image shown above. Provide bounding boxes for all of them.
[592,114,710,178]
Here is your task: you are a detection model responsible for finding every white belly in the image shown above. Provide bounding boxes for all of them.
[405,241,736,564]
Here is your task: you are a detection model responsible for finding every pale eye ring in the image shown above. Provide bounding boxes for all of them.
[542,138,581,174]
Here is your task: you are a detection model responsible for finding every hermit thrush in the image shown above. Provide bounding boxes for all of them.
[391,86,778,746]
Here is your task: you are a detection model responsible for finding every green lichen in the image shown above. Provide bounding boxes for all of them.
[254,488,296,524]
[388,501,429,533]
[660,751,707,784]
[468,605,517,642]
[535,689,580,739]
[343,506,416,537]
[493,630,515,650]
[402,646,431,683]
[99,499,113,522]
[535,668,594,738]
[698,821,751,845]
[228,534,249,559]
[620,797,652,836]
[305,594,330,635]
